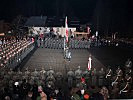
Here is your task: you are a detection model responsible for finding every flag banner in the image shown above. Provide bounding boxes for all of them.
[65,16,69,43]
[88,56,92,70]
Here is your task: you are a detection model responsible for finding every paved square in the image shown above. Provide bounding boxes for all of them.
[23,48,105,75]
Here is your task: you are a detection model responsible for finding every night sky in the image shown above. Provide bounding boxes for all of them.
[0,0,133,37]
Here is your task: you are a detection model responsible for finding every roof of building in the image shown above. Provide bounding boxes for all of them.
[25,16,81,27]
[45,16,80,27]
[25,16,47,27]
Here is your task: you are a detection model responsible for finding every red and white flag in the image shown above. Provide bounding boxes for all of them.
[88,56,92,70]
[65,16,69,43]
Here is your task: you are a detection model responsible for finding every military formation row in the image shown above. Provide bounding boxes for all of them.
[42,38,91,49]
[0,38,35,68]
[0,63,132,92]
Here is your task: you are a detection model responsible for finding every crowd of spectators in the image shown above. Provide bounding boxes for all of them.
[0,59,132,100]
[0,37,35,68]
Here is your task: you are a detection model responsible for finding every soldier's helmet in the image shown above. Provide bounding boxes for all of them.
[117,66,120,69]
[56,72,63,78]
[78,66,81,69]
[34,69,38,74]
[67,68,74,75]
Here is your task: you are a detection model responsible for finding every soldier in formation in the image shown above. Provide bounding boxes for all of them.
[118,73,132,98]
[82,68,91,87]
[47,67,55,76]
[91,68,97,86]
[75,66,82,85]
[39,67,46,81]
[125,58,132,68]
[44,37,91,49]
[111,67,123,87]
[105,66,113,87]
[0,37,34,68]
[55,72,63,88]
[67,69,75,88]
[98,68,105,86]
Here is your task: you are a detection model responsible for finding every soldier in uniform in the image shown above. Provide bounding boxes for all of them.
[45,73,55,89]
[125,59,132,68]
[125,68,132,76]
[116,67,123,82]
[55,72,63,88]
[41,38,44,48]
[17,68,23,81]
[39,67,46,80]
[50,39,53,49]
[4,71,10,85]
[69,40,71,49]
[71,40,74,49]
[82,68,91,88]
[75,40,77,49]
[32,69,39,82]
[61,39,64,49]
[25,67,30,75]
[24,67,30,80]
[105,67,113,87]
[98,68,105,87]
[77,40,79,49]
[91,68,97,86]
[47,67,55,77]
[83,40,86,49]
[47,38,49,48]
[8,68,14,77]
[37,38,40,47]
[52,39,55,49]
[119,74,132,98]
[75,66,82,85]
[84,40,87,49]
[67,69,75,88]
[59,42,61,49]
[47,38,50,48]
[44,38,47,48]
[112,67,123,87]
[55,39,58,49]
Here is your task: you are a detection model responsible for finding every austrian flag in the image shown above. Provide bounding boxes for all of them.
[65,16,69,43]
[88,56,92,70]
